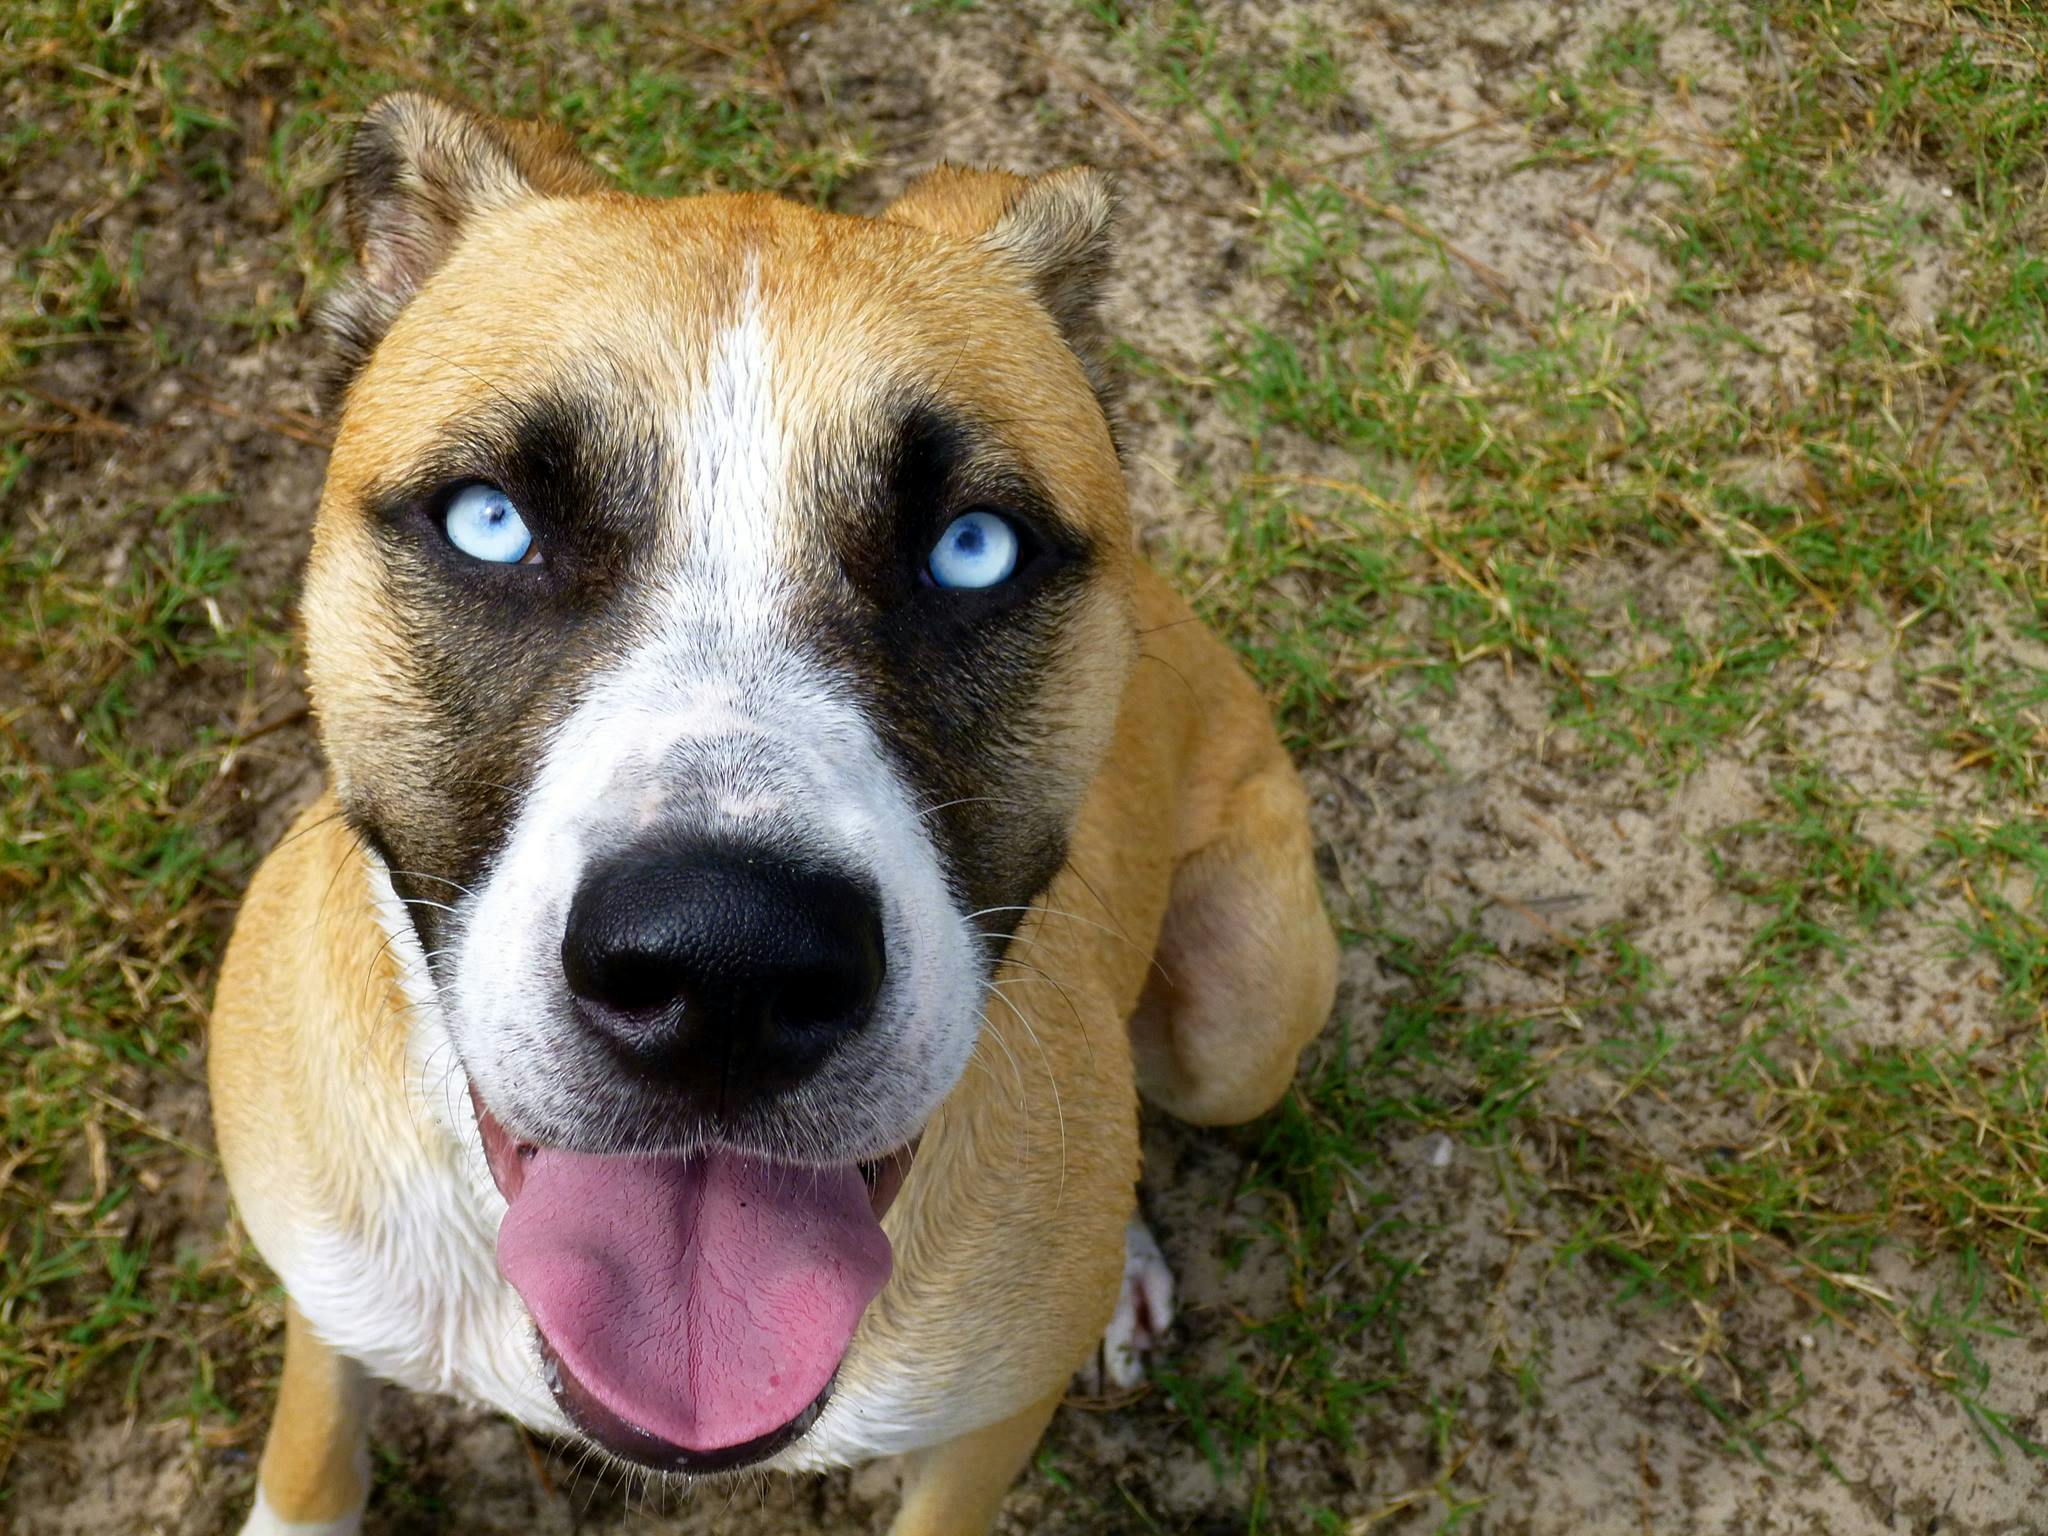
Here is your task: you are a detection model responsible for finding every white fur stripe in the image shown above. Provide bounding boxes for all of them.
[684,290,786,595]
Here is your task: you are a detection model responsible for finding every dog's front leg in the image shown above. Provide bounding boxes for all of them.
[888,1386,1064,1536]
[240,1302,372,1536]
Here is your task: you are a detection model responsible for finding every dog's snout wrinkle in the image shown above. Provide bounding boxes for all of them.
[561,840,886,1105]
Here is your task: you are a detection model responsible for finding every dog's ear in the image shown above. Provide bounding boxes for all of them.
[886,165,1119,410]
[320,93,605,411]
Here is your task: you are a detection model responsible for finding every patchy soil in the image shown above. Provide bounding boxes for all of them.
[7,0,2045,1533]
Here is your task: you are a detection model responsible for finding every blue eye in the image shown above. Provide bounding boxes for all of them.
[926,510,1018,590]
[443,483,533,564]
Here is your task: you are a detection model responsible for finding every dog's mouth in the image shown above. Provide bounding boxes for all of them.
[472,1092,915,1471]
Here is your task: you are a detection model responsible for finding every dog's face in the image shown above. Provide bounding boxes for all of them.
[299,96,1134,1465]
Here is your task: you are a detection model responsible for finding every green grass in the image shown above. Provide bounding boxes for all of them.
[0,507,287,1480]
[1080,0,2048,1516]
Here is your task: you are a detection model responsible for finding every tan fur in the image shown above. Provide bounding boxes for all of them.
[210,103,1335,1535]
[886,164,1118,403]
[255,1305,371,1525]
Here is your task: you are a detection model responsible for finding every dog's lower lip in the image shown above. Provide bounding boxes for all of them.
[541,1333,834,1474]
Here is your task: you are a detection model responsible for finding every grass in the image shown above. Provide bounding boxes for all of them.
[0,507,286,1480]
[4,0,2048,1530]
[1079,0,2048,1522]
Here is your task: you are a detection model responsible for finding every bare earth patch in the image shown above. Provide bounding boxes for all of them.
[5,1,2045,1533]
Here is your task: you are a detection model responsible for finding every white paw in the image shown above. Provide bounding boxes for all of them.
[239,1484,365,1536]
[1078,1214,1177,1393]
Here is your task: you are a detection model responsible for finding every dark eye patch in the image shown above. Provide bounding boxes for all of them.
[341,385,666,959]
[805,398,1101,923]
[828,400,1088,615]
[360,389,658,590]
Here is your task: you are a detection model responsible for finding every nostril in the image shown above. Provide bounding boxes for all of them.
[773,975,856,1034]
[563,941,682,1016]
[771,929,884,1037]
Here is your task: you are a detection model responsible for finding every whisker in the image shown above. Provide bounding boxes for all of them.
[1055,858,1152,963]
[381,893,461,916]
[974,897,1171,991]
[276,805,350,853]
[990,955,1089,1035]
[962,901,1163,999]
[381,868,481,898]
[967,901,1161,971]
[915,794,1031,821]
[1134,645,1201,705]
[972,1004,1028,1106]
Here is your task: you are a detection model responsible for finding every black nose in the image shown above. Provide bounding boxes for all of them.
[561,842,885,1099]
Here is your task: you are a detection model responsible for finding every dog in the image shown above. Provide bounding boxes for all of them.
[209,92,1337,1535]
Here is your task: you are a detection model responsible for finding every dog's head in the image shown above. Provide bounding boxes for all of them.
[302,94,1134,1468]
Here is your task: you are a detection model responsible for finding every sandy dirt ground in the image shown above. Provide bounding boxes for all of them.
[8,1,2044,1533]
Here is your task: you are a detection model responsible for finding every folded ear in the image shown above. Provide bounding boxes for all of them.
[886,165,1119,411]
[321,92,605,409]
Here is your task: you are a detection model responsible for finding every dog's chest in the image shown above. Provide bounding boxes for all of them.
[281,1152,566,1434]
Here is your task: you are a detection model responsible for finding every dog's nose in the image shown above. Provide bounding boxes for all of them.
[561,842,885,1094]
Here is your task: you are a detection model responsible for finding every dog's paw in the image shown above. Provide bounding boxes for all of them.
[1078,1214,1177,1394]
[239,1486,365,1536]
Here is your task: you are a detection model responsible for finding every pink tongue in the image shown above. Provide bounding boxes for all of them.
[496,1147,891,1453]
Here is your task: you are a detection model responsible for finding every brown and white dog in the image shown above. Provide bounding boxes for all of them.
[209,93,1336,1535]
